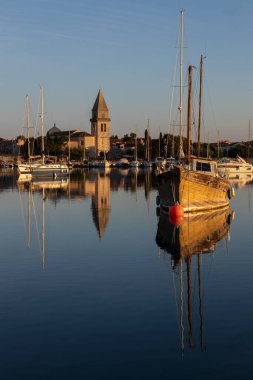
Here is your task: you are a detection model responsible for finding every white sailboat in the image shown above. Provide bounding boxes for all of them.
[18,88,70,178]
[29,86,70,178]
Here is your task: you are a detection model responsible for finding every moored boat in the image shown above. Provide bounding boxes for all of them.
[17,87,71,178]
[157,158,233,213]
[217,155,252,176]
[157,63,234,214]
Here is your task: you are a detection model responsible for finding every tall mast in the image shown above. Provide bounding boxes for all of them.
[69,130,71,163]
[158,128,160,158]
[248,120,251,159]
[146,119,150,162]
[25,95,30,164]
[40,85,45,164]
[197,55,203,157]
[179,10,184,160]
[187,65,193,164]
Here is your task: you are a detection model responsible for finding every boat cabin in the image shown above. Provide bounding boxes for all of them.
[190,158,218,176]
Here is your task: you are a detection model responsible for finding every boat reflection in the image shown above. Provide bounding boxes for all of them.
[226,173,253,190]
[156,208,234,353]
[156,208,234,266]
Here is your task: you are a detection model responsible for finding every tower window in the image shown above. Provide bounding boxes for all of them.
[101,123,106,132]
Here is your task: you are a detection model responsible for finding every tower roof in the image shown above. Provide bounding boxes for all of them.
[92,89,109,118]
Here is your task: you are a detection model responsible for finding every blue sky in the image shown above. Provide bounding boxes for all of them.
[0,0,253,142]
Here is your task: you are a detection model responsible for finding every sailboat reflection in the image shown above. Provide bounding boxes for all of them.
[17,177,69,269]
[156,208,234,353]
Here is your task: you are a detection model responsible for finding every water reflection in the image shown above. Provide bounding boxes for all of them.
[156,208,234,266]
[0,168,155,241]
[156,208,234,353]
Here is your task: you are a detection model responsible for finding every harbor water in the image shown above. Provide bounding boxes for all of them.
[0,168,253,379]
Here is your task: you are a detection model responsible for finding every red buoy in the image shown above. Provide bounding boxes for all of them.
[169,203,184,218]
[169,214,184,225]
[169,203,184,225]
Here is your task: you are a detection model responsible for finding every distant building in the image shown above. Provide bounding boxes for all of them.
[47,123,61,136]
[69,131,95,155]
[90,89,111,157]
[46,89,110,159]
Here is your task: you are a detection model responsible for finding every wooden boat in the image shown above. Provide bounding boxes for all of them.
[157,60,233,213]
[157,158,233,213]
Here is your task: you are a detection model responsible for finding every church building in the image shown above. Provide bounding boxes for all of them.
[90,89,111,157]
[47,89,110,159]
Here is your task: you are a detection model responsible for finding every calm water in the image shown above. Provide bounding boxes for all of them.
[0,168,253,379]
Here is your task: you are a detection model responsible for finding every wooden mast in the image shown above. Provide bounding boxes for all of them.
[179,10,184,160]
[197,55,203,157]
[187,65,193,164]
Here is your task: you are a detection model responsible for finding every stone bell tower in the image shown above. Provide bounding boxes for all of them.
[90,89,111,157]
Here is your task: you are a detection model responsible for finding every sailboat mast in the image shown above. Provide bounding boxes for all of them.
[146,120,150,162]
[69,130,71,163]
[179,10,184,160]
[187,65,193,164]
[248,120,251,159]
[197,55,203,157]
[25,95,30,164]
[40,85,45,165]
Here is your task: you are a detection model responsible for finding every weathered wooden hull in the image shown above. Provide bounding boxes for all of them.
[156,207,233,265]
[157,166,231,213]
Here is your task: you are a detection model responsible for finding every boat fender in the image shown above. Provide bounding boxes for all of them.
[156,195,160,206]
[227,187,235,199]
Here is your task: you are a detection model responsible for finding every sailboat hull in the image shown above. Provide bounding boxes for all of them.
[30,164,69,177]
[18,163,70,177]
[157,165,232,213]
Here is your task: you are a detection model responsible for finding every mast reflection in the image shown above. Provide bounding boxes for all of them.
[156,208,234,353]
